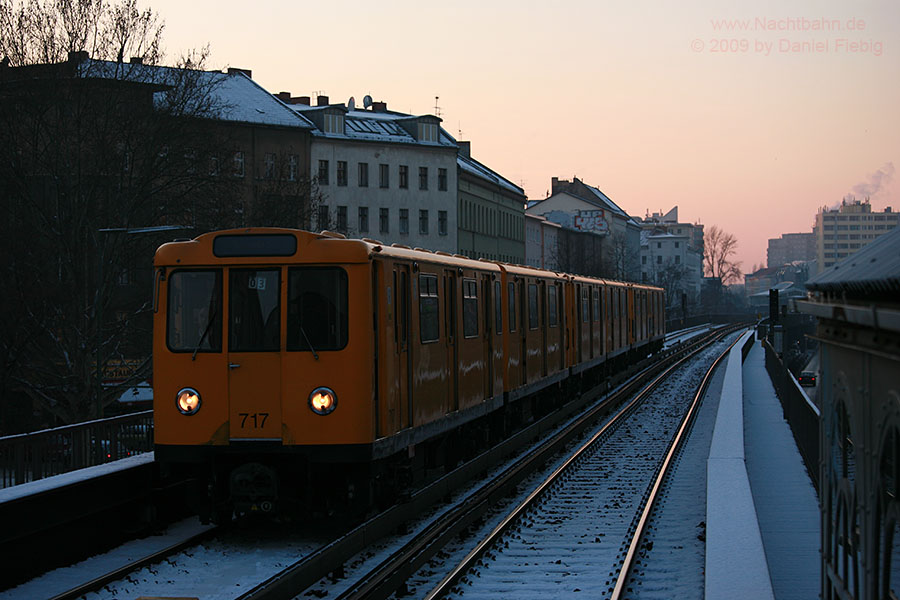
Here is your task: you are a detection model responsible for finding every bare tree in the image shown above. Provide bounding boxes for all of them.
[0,1,261,429]
[703,225,742,285]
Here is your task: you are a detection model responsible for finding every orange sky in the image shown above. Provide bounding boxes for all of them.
[150,0,899,276]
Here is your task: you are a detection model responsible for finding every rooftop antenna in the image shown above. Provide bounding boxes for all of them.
[434,95,442,117]
[457,121,463,139]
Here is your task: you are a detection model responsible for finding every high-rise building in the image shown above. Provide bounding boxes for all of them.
[767,232,815,268]
[815,198,898,274]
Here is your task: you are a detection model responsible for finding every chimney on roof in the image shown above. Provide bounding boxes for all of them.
[372,101,387,112]
[458,141,471,158]
[296,96,311,105]
[130,56,143,65]
[551,177,560,194]
[317,95,330,106]
[275,91,291,102]
[227,67,252,78]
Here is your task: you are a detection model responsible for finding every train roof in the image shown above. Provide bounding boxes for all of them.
[806,226,900,300]
[154,228,662,292]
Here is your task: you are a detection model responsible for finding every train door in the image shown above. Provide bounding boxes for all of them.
[394,264,412,429]
[575,283,583,364]
[519,279,528,385]
[443,269,459,412]
[540,280,548,377]
[227,267,282,441]
[482,274,493,399]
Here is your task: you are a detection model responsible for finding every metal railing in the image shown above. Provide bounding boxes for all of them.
[762,339,821,493]
[0,411,153,490]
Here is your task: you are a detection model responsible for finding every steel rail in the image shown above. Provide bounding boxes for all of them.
[609,330,746,599]
[48,524,219,600]
[422,327,740,600]
[233,324,744,600]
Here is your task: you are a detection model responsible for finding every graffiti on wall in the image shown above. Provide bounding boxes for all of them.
[574,210,609,235]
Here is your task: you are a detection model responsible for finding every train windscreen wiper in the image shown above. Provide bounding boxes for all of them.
[299,325,319,360]
[192,309,218,361]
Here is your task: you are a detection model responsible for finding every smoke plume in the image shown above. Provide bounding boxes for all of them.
[850,162,895,200]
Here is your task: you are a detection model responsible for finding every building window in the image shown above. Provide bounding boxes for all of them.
[358,162,369,187]
[674,241,680,248]
[642,255,647,265]
[379,163,389,188]
[380,208,389,233]
[288,154,298,181]
[656,242,661,249]
[264,153,275,179]
[675,255,681,264]
[359,207,369,234]
[337,161,347,186]
[439,210,447,236]
[419,122,438,142]
[438,168,447,191]
[318,160,329,185]
[318,205,329,230]
[399,165,409,189]
[209,155,220,176]
[400,208,409,234]
[419,166,428,190]
[419,209,429,234]
[657,255,662,264]
[324,112,344,133]
[233,151,245,177]
[337,206,347,232]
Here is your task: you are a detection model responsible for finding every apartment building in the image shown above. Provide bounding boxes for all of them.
[815,197,898,274]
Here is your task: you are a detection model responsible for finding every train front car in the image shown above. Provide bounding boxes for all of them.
[153,229,375,522]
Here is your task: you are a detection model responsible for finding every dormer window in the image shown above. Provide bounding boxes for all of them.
[324,112,344,134]
[418,122,438,142]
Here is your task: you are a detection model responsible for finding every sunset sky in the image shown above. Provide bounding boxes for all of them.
[151,0,899,276]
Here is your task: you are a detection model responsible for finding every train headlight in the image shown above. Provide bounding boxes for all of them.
[176,387,202,415]
[308,387,337,415]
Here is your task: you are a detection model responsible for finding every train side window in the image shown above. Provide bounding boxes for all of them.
[419,274,439,343]
[229,268,280,352]
[582,288,589,323]
[528,283,538,330]
[462,279,479,338]
[507,282,517,333]
[593,288,600,322]
[494,281,502,336]
[548,284,558,328]
[286,267,348,351]
[167,269,222,352]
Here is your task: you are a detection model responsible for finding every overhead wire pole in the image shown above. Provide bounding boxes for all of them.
[95,225,186,419]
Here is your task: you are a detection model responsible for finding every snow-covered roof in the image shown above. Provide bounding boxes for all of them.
[457,154,524,196]
[288,104,456,147]
[79,59,314,129]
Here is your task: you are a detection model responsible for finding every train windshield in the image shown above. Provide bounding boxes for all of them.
[229,269,281,352]
[287,267,348,352]
[167,270,222,353]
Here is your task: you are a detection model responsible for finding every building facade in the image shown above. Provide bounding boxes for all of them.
[457,141,526,263]
[525,177,641,280]
[281,95,459,253]
[638,206,704,306]
[767,232,815,268]
[524,213,561,270]
[815,198,898,274]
